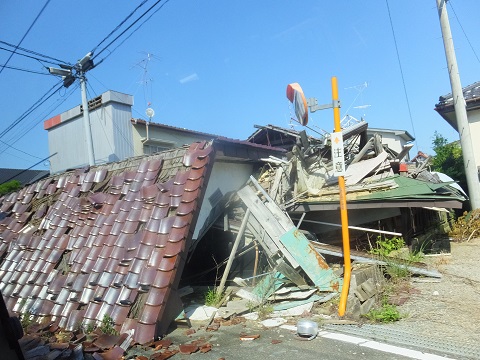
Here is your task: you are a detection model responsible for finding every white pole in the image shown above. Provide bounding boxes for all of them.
[80,74,95,166]
[436,0,480,209]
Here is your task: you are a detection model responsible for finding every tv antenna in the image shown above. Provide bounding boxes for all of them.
[132,52,161,117]
[343,82,370,116]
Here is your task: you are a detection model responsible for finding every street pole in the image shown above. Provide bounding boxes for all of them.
[79,72,95,166]
[332,77,351,317]
[436,0,480,209]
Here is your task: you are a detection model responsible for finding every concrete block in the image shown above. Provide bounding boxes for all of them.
[361,278,377,298]
[354,286,370,302]
[346,296,361,319]
[360,297,376,315]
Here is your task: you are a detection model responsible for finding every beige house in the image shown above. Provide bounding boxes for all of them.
[435,81,480,169]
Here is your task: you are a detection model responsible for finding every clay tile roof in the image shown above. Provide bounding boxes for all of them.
[0,141,215,344]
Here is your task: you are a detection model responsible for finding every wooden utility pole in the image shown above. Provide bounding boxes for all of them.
[436,0,480,209]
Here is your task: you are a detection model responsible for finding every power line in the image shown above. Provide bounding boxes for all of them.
[0,139,44,160]
[448,1,480,66]
[0,40,70,66]
[91,0,150,55]
[0,0,52,77]
[0,64,50,76]
[93,0,171,64]
[0,153,56,186]
[86,80,139,157]
[0,81,63,139]
[385,0,418,149]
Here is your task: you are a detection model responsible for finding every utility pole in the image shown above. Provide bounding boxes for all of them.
[48,52,96,167]
[436,0,480,209]
[79,72,95,166]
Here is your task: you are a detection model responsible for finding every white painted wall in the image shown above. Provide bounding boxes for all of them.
[193,161,254,242]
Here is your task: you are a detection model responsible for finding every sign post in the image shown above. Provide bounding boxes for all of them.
[331,77,351,317]
[286,78,351,317]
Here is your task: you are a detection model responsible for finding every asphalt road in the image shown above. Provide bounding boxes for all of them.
[165,323,455,360]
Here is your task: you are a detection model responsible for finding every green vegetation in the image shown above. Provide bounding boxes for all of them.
[431,132,467,195]
[204,288,223,307]
[369,236,405,257]
[364,301,402,323]
[0,180,21,196]
[20,311,34,330]
[99,314,118,335]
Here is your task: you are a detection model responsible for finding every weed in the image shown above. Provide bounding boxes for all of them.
[369,236,405,257]
[246,300,274,319]
[364,302,402,323]
[204,288,223,307]
[384,260,410,279]
[20,311,34,330]
[83,323,95,334]
[257,302,274,319]
[99,314,118,335]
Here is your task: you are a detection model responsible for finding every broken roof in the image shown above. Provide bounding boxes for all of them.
[0,139,284,345]
[435,81,480,130]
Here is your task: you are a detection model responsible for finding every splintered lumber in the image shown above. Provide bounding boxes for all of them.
[310,242,442,278]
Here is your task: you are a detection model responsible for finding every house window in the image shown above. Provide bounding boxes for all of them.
[143,144,170,155]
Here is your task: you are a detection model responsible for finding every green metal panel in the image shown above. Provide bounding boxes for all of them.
[279,228,342,292]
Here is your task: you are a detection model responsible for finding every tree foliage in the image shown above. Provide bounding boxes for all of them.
[431,132,467,193]
[0,180,22,196]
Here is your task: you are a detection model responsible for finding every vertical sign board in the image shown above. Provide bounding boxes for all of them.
[331,132,346,176]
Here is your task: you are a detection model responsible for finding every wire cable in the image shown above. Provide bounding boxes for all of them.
[93,0,170,64]
[0,153,55,186]
[0,139,44,160]
[0,40,71,66]
[91,0,150,55]
[448,1,480,66]
[0,81,63,139]
[385,0,418,149]
[0,0,52,76]
[0,64,50,76]
[0,83,79,158]
[86,81,138,157]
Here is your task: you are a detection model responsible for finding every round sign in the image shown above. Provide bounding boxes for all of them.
[286,83,308,126]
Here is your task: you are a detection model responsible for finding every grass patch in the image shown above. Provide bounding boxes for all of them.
[364,302,402,323]
[204,288,223,307]
[246,300,274,320]
[369,236,405,257]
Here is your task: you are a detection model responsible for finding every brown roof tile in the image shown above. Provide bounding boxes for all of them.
[0,141,216,344]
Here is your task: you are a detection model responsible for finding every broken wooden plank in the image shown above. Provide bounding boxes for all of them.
[344,152,389,185]
[311,242,442,278]
[237,185,299,268]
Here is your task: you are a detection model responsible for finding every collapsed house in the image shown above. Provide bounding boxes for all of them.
[248,123,465,248]
[0,139,287,344]
[0,120,466,351]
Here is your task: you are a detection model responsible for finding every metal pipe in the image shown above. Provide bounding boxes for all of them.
[292,218,402,237]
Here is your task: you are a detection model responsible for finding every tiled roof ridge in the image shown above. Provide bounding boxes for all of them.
[0,141,215,345]
[132,118,288,153]
[132,118,221,139]
[436,80,480,106]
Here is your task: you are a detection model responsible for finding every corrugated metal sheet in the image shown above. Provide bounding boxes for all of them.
[48,92,135,174]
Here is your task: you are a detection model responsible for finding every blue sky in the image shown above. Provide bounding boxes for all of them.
[1,0,479,171]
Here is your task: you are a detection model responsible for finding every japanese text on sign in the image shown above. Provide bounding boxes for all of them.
[331,132,345,176]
